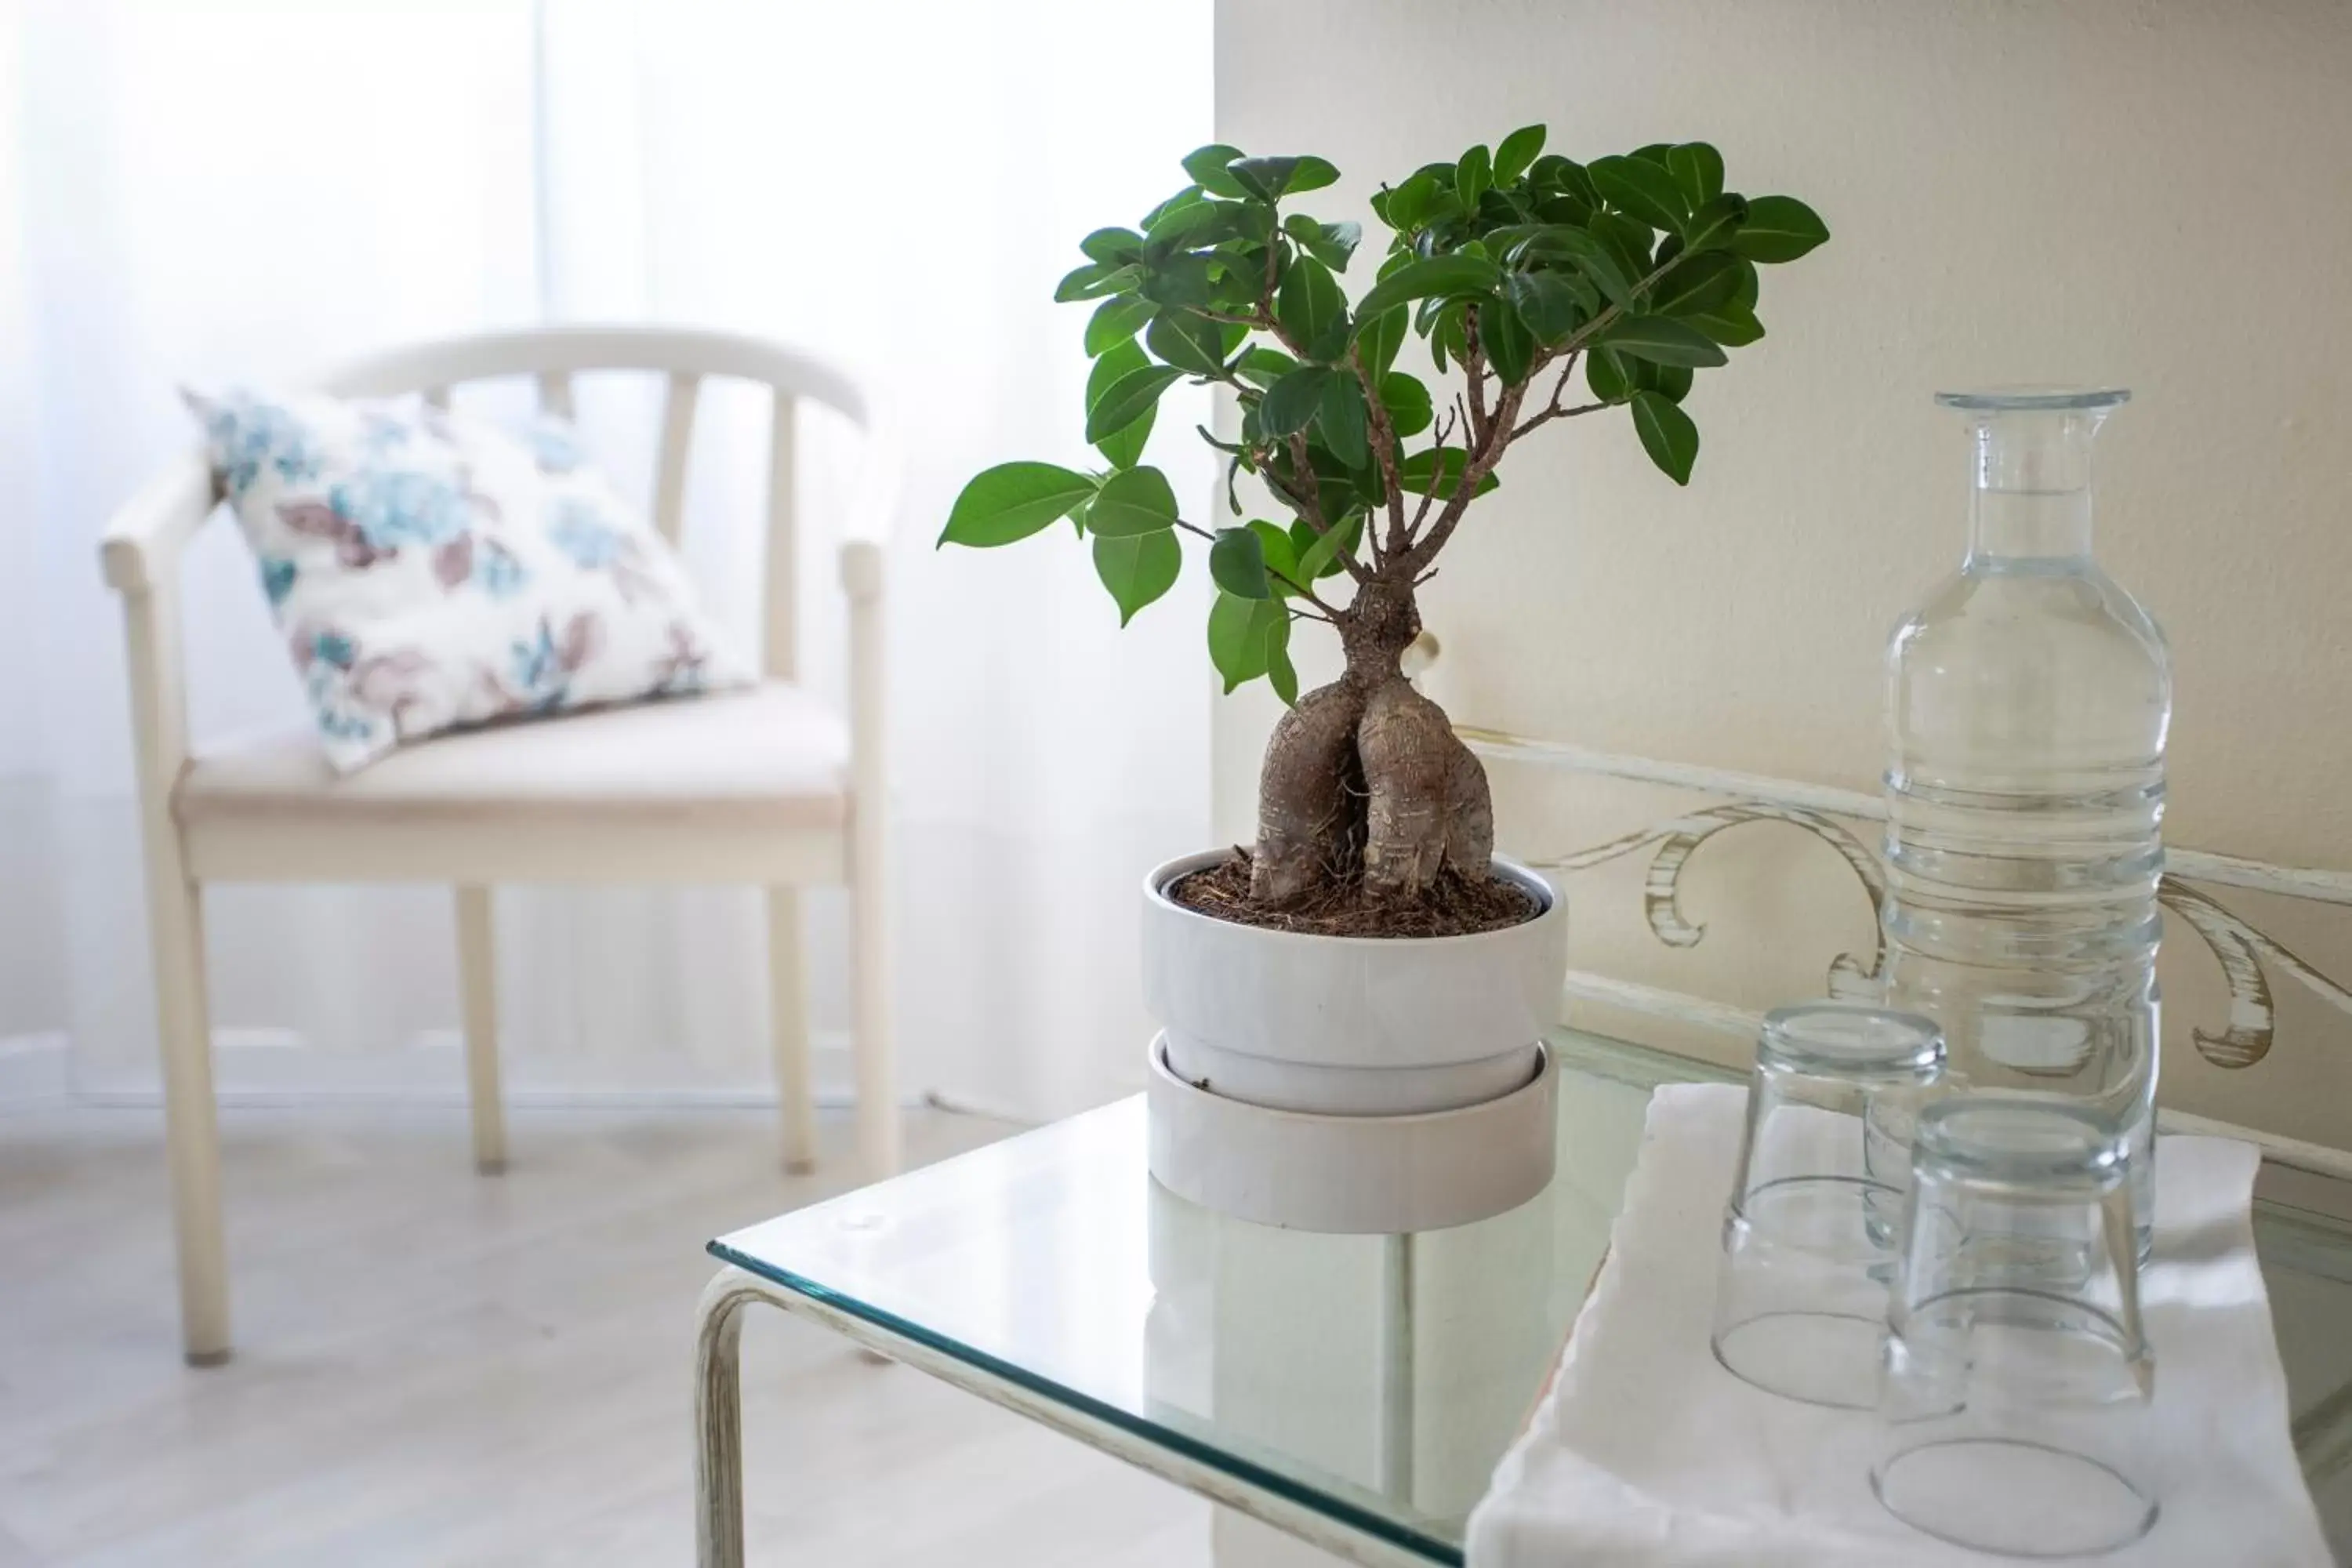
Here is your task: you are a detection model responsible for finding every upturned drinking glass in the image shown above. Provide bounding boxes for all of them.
[1872,1094,2157,1559]
[1882,388,2172,1253]
[1711,1003,1944,1409]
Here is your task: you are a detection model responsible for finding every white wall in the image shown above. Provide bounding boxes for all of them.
[1214,0,2352,1147]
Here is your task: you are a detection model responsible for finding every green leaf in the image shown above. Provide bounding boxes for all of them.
[1649,249,1743,317]
[1478,296,1535,385]
[1235,346,1298,390]
[1266,637,1299,706]
[1679,193,1748,256]
[1549,157,1602,209]
[1729,194,1829,263]
[1666,143,1724,208]
[1145,196,1236,249]
[1600,315,1730,368]
[1247,518,1301,586]
[1504,270,1589,344]
[1085,361,1184,446]
[1261,365,1334,437]
[1690,304,1766,347]
[1586,346,1631,403]
[1277,254,1349,361]
[1357,306,1406,379]
[1079,227,1145,264]
[1650,361,1694,404]
[1054,260,1138,303]
[1087,465,1180,537]
[1431,299,1469,370]
[1181,144,1248,198]
[1137,252,1218,310]
[1229,154,1340,201]
[1377,372,1432,437]
[1209,526,1271,598]
[1287,155,1341,193]
[1092,528,1181,625]
[1284,213,1361,271]
[1084,296,1152,357]
[1207,592,1290,693]
[940,462,1095,547]
[1140,183,1205,230]
[1520,227,1632,307]
[1592,212,1657,282]
[1630,389,1698,485]
[1455,144,1492,209]
[1494,124,1547,186]
[1589,154,1688,232]
[1381,169,1444,231]
[1317,373,1370,468]
[1293,512,1363,581]
[1352,255,1502,325]
[1087,341,1156,466]
[1146,311,1237,377]
[1728,257,1759,310]
[1399,448,1499,499]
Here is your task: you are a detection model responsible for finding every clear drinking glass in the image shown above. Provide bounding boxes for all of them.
[1873,1093,2157,1559]
[1881,388,2171,1254]
[1711,1003,1944,1408]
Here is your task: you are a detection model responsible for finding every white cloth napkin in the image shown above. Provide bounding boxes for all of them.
[1466,1083,2329,1567]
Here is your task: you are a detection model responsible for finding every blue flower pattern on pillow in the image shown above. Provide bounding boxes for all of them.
[546,498,626,568]
[330,469,470,551]
[509,622,571,710]
[258,557,298,606]
[202,394,321,497]
[471,539,529,599]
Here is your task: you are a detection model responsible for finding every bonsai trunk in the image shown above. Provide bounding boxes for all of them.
[1249,579,1494,906]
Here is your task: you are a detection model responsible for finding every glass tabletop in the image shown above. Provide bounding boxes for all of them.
[710,1030,2352,1565]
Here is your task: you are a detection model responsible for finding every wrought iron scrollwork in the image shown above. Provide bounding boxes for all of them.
[1532,800,2352,1071]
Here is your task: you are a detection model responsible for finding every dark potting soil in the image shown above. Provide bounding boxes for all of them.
[1168,848,1541,938]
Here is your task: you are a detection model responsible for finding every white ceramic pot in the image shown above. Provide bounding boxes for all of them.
[1138,849,1567,1116]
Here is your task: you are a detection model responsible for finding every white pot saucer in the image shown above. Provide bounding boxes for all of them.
[1145,1035,1559,1233]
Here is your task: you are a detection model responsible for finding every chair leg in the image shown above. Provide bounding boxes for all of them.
[456,885,506,1175]
[765,887,818,1174]
[849,844,898,1179]
[149,866,230,1366]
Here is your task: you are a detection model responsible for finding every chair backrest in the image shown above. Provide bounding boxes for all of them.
[318,325,872,683]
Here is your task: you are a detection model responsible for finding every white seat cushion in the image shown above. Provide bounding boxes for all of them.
[177,682,848,837]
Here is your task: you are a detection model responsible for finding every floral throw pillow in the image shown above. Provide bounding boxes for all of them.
[187,387,751,771]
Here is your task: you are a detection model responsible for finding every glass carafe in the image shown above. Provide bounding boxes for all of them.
[1880,388,2171,1243]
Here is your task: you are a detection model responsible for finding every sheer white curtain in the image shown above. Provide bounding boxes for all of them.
[0,0,1213,1122]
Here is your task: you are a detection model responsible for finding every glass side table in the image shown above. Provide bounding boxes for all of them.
[695,1031,2352,1567]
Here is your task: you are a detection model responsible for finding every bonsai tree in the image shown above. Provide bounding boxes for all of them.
[943,128,1826,931]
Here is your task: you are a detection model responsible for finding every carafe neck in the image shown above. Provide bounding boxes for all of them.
[1965,408,2099,564]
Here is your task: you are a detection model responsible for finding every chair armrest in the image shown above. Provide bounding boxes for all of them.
[100,454,220,595]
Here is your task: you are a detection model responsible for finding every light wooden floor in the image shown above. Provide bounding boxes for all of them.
[0,1103,1210,1566]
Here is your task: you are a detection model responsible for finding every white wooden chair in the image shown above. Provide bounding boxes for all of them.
[100,326,896,1366]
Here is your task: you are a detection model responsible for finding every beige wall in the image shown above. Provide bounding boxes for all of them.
[1213,0,2352,1145]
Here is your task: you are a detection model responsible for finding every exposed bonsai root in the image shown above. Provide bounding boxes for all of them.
[1247,655,1497,916]
[1249,680,1367,904]
[1357,678,1493,898]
